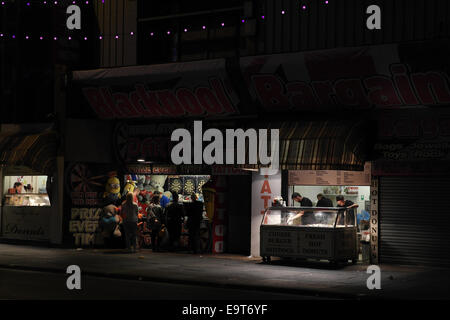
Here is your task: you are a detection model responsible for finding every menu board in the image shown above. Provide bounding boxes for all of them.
[288,163,371,186]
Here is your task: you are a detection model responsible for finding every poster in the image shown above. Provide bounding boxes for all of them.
[251,171,282,257]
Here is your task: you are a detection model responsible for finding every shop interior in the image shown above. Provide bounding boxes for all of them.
[289,185,371,232]
[3,175,50,207]
[122,173,211,249]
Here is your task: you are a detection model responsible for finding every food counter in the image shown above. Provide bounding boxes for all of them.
[260,206,358,264]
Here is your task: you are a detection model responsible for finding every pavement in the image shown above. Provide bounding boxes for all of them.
[0,243,449,300]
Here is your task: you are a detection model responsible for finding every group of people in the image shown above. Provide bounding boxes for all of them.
[290,192,359,225]
[110,190,204,254]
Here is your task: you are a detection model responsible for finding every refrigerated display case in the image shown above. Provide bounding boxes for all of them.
[3,193,50,207]
[260,206,358,264]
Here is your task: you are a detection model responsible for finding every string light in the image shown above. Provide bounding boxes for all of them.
[0,3,333,42]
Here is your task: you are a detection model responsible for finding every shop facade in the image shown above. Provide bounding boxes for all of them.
[0,124,62,245]
[66,39,450,266]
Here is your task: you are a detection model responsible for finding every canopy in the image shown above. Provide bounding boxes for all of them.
[0,130,58,175]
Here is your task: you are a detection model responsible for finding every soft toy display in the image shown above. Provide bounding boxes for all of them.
[103,172,121,203]
[136,175,145,190]
[122,175,136,198]
[149,175,167,193]
[144,175,152,192]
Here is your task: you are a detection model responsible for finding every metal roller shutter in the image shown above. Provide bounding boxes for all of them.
[379,176,450,267]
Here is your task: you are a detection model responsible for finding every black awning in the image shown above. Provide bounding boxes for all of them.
[277,120,368,171]
[0,131,58,175]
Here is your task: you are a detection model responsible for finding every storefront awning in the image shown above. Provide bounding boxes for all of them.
[0,131,58,175]
[276,120,368,171]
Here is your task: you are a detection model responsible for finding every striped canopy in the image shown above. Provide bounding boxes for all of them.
[0,131,58,175]
[277,120,368,171]
[230,120,368,171]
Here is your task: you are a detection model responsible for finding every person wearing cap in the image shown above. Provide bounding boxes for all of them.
[289,192,315,225]
[316,193,333,207]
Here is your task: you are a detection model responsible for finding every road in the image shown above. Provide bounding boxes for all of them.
[0,268,329,300]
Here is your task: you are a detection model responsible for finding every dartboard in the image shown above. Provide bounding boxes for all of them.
[169,178,182,194]
[65,163,105,194]
[197,177,208,194]
[183,178,195,195]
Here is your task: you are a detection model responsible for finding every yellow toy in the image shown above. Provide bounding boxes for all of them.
[103,172,121,201]
[122,176,136,198]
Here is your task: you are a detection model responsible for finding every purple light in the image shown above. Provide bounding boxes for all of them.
[40,36,43,40]
[202,26,206,30]
[115,35,119,39]
[86,1,89,4]
[241,19,245,23]
[12,35,15,39]
[325,1,329,3]
[150,32,154,36]
[99,35,103,39]
[261,15,265,20]
[281,10,285,15]
[302,5,307,10]
[54,1,58,5]
[54,36,57,40]
[84,36,87,40]
[26,2,30,6]
[184,28,188,32]
[25,36,29,39]
[221,22,225,27]
[167,31,171,35]
[73,1,76,4]
[68,36,72,40]
[0,33,3,37]
[1,2,4,5]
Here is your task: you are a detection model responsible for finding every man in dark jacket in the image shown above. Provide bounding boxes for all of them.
[185,193,204,254]
[316,193,333,207]
[336,195,359,225]
[290,192,315,225]
[165,191,185,251]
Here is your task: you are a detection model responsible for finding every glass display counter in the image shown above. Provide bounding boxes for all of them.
[3,193,50,207]
[260,206,358,264]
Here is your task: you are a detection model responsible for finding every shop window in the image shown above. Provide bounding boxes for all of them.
[3,176,50,207]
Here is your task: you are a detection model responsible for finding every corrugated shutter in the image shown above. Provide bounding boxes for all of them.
[379,176,450,267]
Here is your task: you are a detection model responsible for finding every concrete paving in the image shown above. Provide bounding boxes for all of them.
[0,244,448,299]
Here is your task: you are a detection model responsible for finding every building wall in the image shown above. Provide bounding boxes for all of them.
[93,0,137,67]
[258,0,450,54]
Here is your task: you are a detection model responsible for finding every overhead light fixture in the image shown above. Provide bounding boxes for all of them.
[137,159,145,162]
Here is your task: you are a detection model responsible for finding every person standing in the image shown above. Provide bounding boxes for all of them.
[290,192,315,225]
[165,191,185,251]
[336,195,359,225]
[147,194,165,252]
[316,193,333,207]
[185,193,204,254]
[121,192,139,253]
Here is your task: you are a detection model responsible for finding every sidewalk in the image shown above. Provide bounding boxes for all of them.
[0,244,448,299]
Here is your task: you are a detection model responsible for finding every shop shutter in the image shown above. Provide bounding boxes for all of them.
[379,176,450,267]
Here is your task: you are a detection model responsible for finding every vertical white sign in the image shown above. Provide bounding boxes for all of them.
[251,170,281,257]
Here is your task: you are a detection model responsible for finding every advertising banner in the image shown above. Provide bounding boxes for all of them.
[70,59,240,119]
[240,41,450,112]
[251,171,281,257]
[64,162,118,246]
